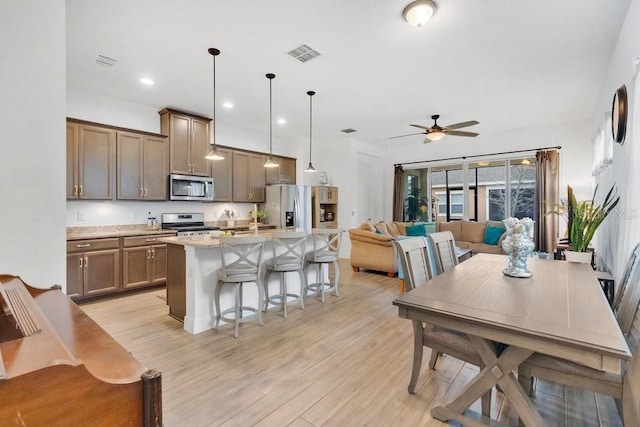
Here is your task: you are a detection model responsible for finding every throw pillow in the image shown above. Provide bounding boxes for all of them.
[414,221,436,234]
[405,223,427,237]
[375,229,384,235]
[484,225,505,245]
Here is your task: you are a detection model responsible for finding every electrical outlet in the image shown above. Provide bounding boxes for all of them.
[77,211,86,221]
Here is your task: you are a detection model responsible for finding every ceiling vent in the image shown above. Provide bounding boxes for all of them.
[96,54,118,68]
[287,44,321,63]
[341,128,357,134]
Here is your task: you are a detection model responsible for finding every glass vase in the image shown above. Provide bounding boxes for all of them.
[501,218,535,278]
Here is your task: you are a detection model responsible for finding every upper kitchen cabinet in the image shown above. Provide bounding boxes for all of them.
[233,151,266,202]
[67,120,115,200]
[265,155,296,184]
[159,108,211,176]
[117,131,168,200]
[210,147,233,202]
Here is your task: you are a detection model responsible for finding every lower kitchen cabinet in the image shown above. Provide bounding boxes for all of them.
[122,235,171,290]
[66,238,121,299]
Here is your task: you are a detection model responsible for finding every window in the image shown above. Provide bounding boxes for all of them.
[436,191,463,218]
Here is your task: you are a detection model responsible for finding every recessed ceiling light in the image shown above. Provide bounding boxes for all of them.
[277,118,286,125]
[223,102,233,109]
[140,78,154,86]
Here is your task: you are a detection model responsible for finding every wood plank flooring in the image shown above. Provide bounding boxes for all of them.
[80,260,623,426]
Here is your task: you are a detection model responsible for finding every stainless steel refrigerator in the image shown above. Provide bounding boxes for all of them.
[264,184,312,231]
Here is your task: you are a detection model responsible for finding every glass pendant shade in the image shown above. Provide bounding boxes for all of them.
[206,47,224,160]
[264,73,279,168]
[304,90,317,173]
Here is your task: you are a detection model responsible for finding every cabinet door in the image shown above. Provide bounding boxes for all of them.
[67,123,79,199]
[211,148,233,201]
[190,118,210,176]
[122,246,151,289]
[327,187,338,204]
[232,151,251,202]
[150,244,167,284]
[167,113,191,175]
[143,135,168,200]
[78,124,114,200]
[265,155,282,184]
[116,132,143,200]
[84,249,120,296]
[249,153,266,202]
[66,253,83,298]
[279,157,295,184]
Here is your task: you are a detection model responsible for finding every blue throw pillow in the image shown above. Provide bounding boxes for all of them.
[375,229,384,235]
[406,223,427,237]
[484,225,505,245]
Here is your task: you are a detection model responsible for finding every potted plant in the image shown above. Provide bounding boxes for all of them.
[548,185,619,263]
[249,208,267,224]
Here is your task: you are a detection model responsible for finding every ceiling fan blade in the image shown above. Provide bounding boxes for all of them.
[389,132,425,139]
[445,120,479,130]
[447,130,479,137]
[409,123,431,130]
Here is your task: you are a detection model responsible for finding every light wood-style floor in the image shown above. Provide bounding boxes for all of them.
[81,260,622,426]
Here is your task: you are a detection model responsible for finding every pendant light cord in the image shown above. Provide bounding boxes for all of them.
[269,77,272,156]
[212,52,216,145]
[309,93,313,159]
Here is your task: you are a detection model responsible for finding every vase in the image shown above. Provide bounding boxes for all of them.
[501,218,535,278]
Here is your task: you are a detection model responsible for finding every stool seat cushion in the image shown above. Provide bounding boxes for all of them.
[306,251,337,263]
[267,256,303,271]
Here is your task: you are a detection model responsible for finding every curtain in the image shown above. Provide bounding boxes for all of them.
[535,150,559,253]
[393,165,404,221]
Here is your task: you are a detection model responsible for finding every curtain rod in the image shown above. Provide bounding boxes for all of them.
[393,145,562,167]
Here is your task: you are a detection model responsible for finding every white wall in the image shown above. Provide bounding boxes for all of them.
[592,0,640,280]
[0,0,67,289]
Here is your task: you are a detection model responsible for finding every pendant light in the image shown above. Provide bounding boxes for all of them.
[264,73,279,168]
[205,47,224,161]
[304,90,317,173]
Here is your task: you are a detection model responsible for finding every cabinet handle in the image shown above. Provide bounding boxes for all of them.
[79,185,83,196]
[144,188,148,196]
[140,187,144,197]
[73,185,78,196]
[151,248,155,259]
[84,257,88,268]
[147,249,151,259]
[76,243,91,248]
[79,257,83,268]
[145,238,158,242]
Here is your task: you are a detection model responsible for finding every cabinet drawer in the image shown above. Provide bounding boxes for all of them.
[67,238,120,253]
[123,234,174,248]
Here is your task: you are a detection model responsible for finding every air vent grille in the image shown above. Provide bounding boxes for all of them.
[96,54,118,68]
[341,128,357,134]
[287,44,321,63]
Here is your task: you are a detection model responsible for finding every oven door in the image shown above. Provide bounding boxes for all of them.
[169,174,214,201]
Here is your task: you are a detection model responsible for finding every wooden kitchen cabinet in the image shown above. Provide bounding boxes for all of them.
[159,108,211,176]
[66,238,120,298]
[210,147,233,202]
[122,235,171,290]
[117,131,168,200]
[233,151,266,202]
[67,120,115,200]
[265,155,296,184]
[312,186,339,229]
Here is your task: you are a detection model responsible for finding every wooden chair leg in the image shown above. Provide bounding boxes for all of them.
[428,350,440,369]
[352,267,360,272]
[481,390,491,417]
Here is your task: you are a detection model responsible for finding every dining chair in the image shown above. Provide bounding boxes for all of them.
[518,275,640,426]
[613,243,640,313]
[428,231,459,275]
[264,231,307,318]
[214,235,266,338]
[393,237,492,416]
[305,228,343,303]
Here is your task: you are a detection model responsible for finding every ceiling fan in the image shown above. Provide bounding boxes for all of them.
[390,114,479,143]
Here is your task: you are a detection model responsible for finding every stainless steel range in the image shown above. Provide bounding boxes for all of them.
[161,213,220,236]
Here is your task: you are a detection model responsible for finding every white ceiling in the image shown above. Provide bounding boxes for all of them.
[66,0,631,148]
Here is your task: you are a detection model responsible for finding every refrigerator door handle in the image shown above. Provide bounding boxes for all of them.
[293,196,299,229]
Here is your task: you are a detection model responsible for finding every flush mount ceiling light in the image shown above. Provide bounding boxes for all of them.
[205,48,225,161]
[264,73,279,168]
[304,91,317,173]
[403,0,437,28]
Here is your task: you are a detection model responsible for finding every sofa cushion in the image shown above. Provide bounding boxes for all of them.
[374,221,390,235]
[484,225,505,245]
[469,243,504,254]
[385,222,401,238]
[438,221,462,242]
[460,221,486,243]
[405,223,427,237]
[394,221,408,236]
[375,229,384,235]
[359,221,376,232]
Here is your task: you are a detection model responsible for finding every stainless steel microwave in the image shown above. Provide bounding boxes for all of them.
[168,174,214,201]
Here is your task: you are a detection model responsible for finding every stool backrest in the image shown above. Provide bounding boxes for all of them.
[270,231,307,269]
[428,231,459,275]
[394,238,434,292]
[219,236,265,278]
[309,228,343,261]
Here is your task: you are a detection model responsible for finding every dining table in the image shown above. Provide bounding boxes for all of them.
[393,253,632,426]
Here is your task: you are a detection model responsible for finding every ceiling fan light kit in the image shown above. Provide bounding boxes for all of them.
[403,0,437,28]
[205,47,225,161]
[390,114,479,142]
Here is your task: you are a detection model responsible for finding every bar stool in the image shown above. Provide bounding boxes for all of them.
[305,228,343,303]
[214,235,265,338]
[264,231,307,318]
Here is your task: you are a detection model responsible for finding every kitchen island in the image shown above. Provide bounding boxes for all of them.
[161,230,319,334]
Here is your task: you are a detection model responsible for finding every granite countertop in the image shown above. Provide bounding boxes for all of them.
[160,228,292,249]
[67,225,177,240]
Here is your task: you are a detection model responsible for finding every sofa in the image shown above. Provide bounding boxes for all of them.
[348,220,507,276]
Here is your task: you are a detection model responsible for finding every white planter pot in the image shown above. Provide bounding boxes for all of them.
[564,250,592,264]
